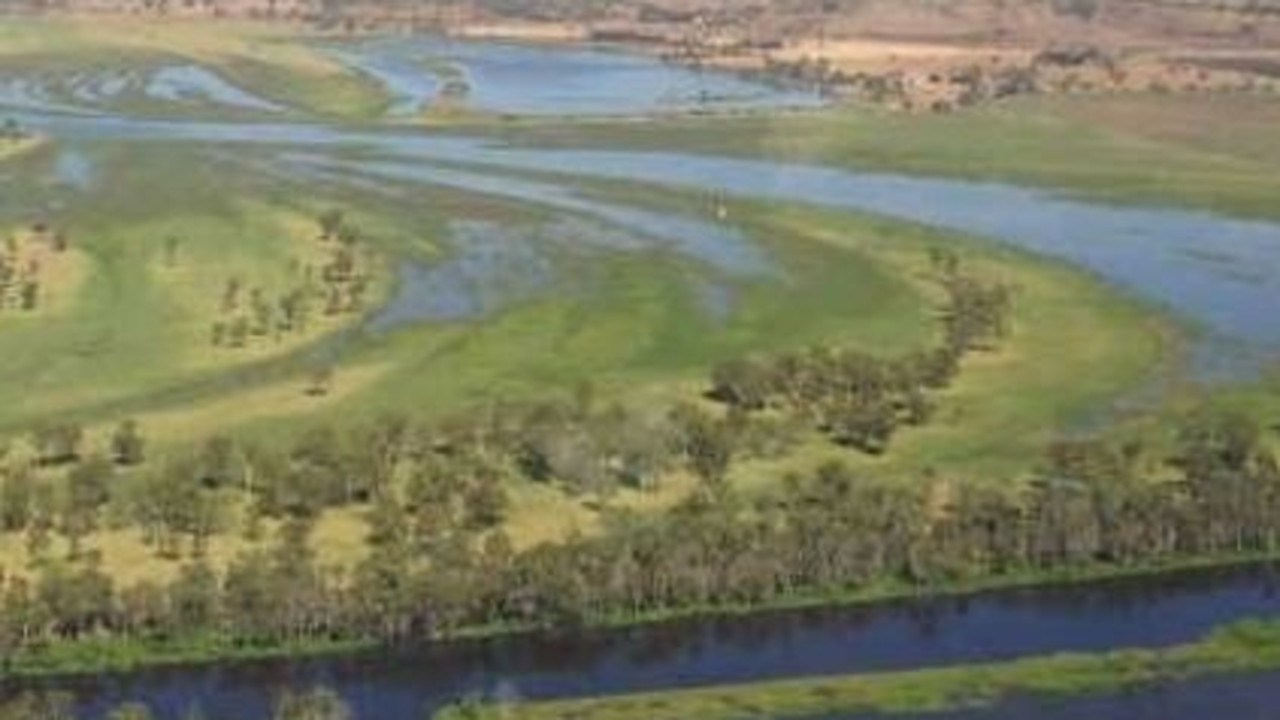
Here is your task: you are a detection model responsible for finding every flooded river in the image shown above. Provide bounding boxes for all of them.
[2,36,1280,719]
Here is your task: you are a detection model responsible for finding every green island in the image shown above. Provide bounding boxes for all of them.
[0,7,1278,720]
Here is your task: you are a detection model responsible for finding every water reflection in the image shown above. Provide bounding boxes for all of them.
[6,562,1276,720]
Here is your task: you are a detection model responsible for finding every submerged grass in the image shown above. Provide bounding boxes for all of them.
[0,17,389,118]
[487,94,1280,222]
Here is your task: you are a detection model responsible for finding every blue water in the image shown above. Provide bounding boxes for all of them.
[367,220,556,327]
[144,65,285,112]
[321,35,822,116]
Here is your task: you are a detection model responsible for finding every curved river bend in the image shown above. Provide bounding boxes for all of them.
[12,110,1280,377]
[3,36,1280,720]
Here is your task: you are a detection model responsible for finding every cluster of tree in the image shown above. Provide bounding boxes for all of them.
[210,210,373,350]
[2,397,1277,668]
[19,418,143,469]
[0,386,782,652]
[426,409,1280,629]
[0,419,144,561]
[0,224,70,314]
[708,252,1011,454]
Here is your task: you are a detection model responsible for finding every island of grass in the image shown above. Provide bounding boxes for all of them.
[438,618,1280,719]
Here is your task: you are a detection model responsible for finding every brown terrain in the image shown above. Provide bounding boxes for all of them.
[4,0,1280,110]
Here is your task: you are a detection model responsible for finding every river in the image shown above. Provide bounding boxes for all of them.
[1,562,1275,719]
[2,35,1280,719]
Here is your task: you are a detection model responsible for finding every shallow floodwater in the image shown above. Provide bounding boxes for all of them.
[5,563,1277,720]
[0,65,283,116]
[10,108,1280,374]
[144,65,285,113]
[322,35,822,116]
[367,219,556,327]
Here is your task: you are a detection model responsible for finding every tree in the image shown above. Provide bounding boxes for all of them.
[132,459,222,559]
[32,423,82,466]
[318,209,345,241]
[169,560,218,631]
[197,435,244,490]
[111,419,146,466]
[61,455,114,557]
[670,404,733,489]
[306,365,334,397]
[119,581,169,636]
[222,549,275,642]
[464,469,509,530]
[36,561,114,638]
[0,466,35,532]
[708,358,771,410]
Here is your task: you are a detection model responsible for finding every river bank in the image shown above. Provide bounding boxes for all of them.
[5,551,1280,681]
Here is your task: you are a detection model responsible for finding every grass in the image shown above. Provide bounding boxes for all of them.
[0,153,358,426]
[473,617,1280,720]
[0,135,46,162]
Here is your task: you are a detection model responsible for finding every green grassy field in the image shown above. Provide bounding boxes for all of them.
[455,618,1280,720]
